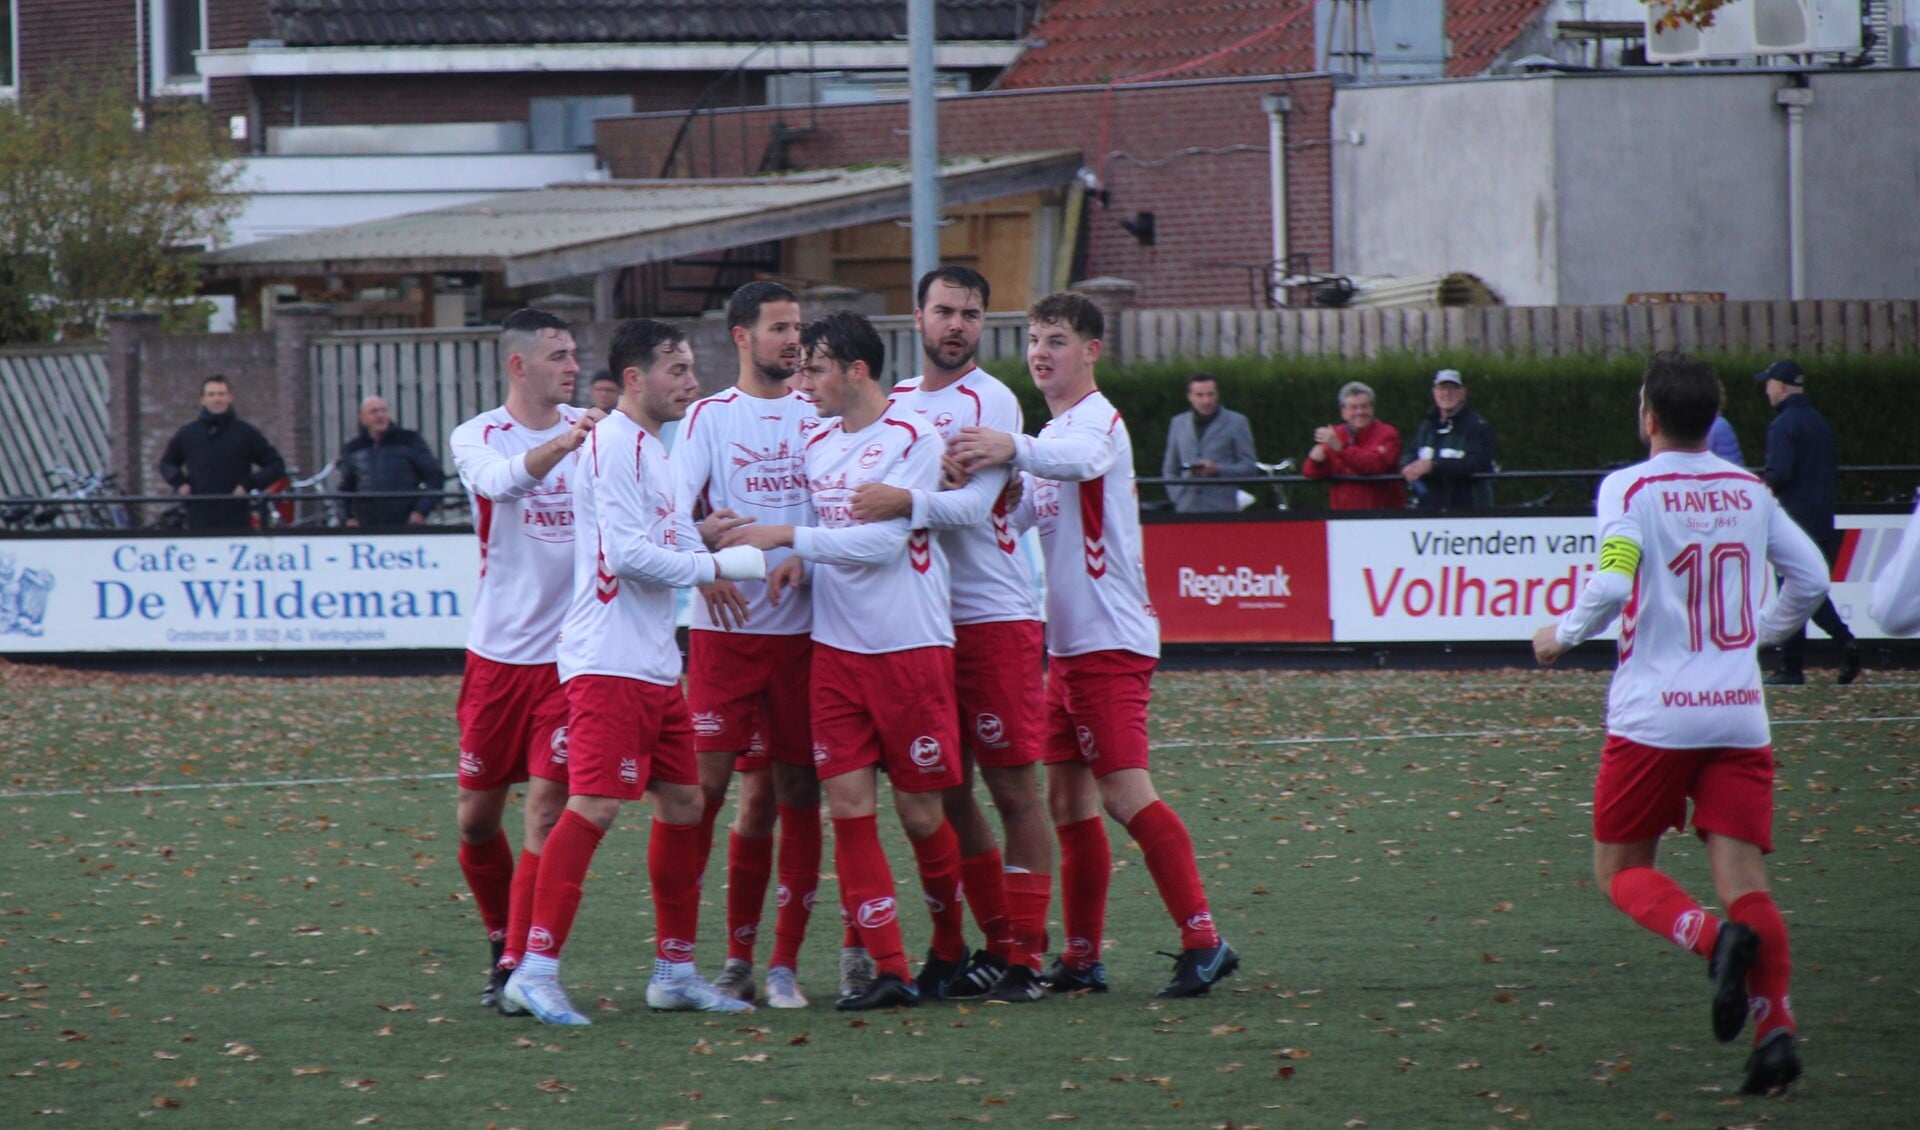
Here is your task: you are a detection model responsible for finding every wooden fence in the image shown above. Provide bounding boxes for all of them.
[0,346,113,507]
[1105,299,1920,364]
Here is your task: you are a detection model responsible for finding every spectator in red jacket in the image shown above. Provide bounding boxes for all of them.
[1303,381,1407,510]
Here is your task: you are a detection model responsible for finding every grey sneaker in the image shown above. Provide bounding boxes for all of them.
[502,969,591,1026]
[647,967,756,1013]
[712,957,756,1002]
[765,965,809,1009]
[838,947,876,1002]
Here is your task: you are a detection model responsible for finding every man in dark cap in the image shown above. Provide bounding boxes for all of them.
[1757,360,1859,685]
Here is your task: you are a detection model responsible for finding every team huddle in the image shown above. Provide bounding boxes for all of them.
[447,269,1236,1025]
[444,270,1846,1096]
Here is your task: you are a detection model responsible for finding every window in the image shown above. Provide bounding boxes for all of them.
[150,0,206,95]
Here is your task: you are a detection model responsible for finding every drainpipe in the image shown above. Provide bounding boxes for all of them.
[1262,92,1292,305]
[1775,80,1812,301]
[134,1,145,102]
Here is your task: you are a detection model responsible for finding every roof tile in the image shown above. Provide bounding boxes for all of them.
[1446,0,1554,77]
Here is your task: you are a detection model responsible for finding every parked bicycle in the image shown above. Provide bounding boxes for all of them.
[0,467,134,531]
[253,461,338,529]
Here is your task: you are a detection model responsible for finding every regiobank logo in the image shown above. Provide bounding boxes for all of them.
[1177,564,1290,607]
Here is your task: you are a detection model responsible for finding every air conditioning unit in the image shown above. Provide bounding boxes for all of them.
[1647,0,1863,61]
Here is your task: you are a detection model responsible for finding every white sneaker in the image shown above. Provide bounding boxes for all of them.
[765,966,809,1009]
[712,957,756,1002]
[647,967,756,1013]
[838,947,876,1002]
[502,969,591,1026]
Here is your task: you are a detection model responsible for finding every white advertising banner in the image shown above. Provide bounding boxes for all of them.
[1329,513,1912,643]
[0,533,480,651]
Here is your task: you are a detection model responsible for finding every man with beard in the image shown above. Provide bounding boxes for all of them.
[674,281,831,1008]
[851,266,1049,1002]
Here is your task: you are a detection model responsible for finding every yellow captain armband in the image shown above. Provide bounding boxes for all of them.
[1598,535,1640,577]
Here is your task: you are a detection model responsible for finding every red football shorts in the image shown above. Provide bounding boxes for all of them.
[810,643,961,793]
[687,629,814,771]
[456,652,569,790]
[562,674,698,800]
[1592,734,1776,853]
[953,619,1045,768]
[1040,649,1156,778]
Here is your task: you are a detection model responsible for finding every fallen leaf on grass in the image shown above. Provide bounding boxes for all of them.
[292,1066,328,1076]
[535,1079,576,1093]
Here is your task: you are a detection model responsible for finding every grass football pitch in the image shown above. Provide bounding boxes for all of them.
[2,660,1915,1128]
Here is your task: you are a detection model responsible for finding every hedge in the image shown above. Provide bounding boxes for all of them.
[980,350,1918,509]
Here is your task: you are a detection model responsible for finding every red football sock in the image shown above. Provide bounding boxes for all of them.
[1003,870,1052,972]
[726,830,774,964]
[501,848,540,968]
[1728,891,1796,1043]
[832,814,906,979]
[526,809,604,960]
[770,802,823,971]
[1055,815,1110,971]
[1608,866,1720,957]
[651,820,706,964]
[910,821,968,962]
[959,849,1014,960]
[458,830,515,941]
[1126,801,1220,950]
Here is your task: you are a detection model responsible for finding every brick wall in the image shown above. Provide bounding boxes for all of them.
[17,0,139,96]
[597,76,1337,309]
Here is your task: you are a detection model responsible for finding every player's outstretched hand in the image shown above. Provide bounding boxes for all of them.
[555,409,603,453]
[952,426,1016,470]
[719,523,796,551]
[766,557,804,606]
[1532,624,1568,666]
[699,507,754,549]
[700,580,751,630]
[713,545,767,583]
[850,482,912,522]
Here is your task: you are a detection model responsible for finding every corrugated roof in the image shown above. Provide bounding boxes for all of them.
[1446,0,1554,77]
[265,0,1030,46]
[204,152,1082,286]
[996,0,1316,89]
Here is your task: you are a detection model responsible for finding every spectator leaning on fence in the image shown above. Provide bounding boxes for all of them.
[158,375,287,531]
[1303,380,1406,510]
[335,395,446,527]
[1400,369,1495,511]
[1161,372,1258,512]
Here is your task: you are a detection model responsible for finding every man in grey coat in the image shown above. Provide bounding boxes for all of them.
[1162,372,1258,512]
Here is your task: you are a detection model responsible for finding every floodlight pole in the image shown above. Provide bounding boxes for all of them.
[909,0,941,284]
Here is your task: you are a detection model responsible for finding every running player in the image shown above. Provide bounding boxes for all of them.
[952,291,1238,998]
[447,308,599,1010]
[674,281,825,1008]
[852,266,1048,1002]
[722,311,967,1011]
[1532,351,1828,1095]
[501,318,768,1025]
[1869,493,1920,636]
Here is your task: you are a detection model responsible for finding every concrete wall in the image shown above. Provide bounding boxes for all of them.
[1333,79,1560,303]
[1335,69,1920,306]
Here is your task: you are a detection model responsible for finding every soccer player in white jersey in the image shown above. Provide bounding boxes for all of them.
[675,281,826,1009]
[447,308,600,1011]
[851,266,1048,1002]
[501,319,768,1025]
[952,292,1237,998]
[1869,494,1920,636]
[722,311,968,1011]
[1532,352,1829,1095]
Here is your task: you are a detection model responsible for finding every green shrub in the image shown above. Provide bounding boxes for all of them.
[984,350,1917,508]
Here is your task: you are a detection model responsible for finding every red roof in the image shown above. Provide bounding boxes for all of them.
[1447,0,1554,77]
[996,0,1552,90]
[995,0,1317,89]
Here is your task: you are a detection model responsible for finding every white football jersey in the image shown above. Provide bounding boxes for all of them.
[1009,390,1159,659]
[1869,498,1920,636]
[674,388,821,636]
[449,404,584,665]
[791,400,953,655]
[1555,449,1829,749]
[558,412,717,686]
[892,369,1041,626]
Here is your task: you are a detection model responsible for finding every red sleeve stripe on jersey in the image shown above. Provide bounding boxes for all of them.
[1620,470,1764,509]
[474,496,494,578]
[1106,411,1122,435]
[805,423,841,451]
[883,417,923,447]
[635,430,648,480]
[1080,476,1107,578]
[957,383,984,425]
[891,383,915,395]
[684,392,738,440]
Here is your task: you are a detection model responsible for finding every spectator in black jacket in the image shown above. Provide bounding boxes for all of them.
[335,396,445,527]
[1757,359,1859,685]
[158,376,287,530]
[1401,369,1496,510]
